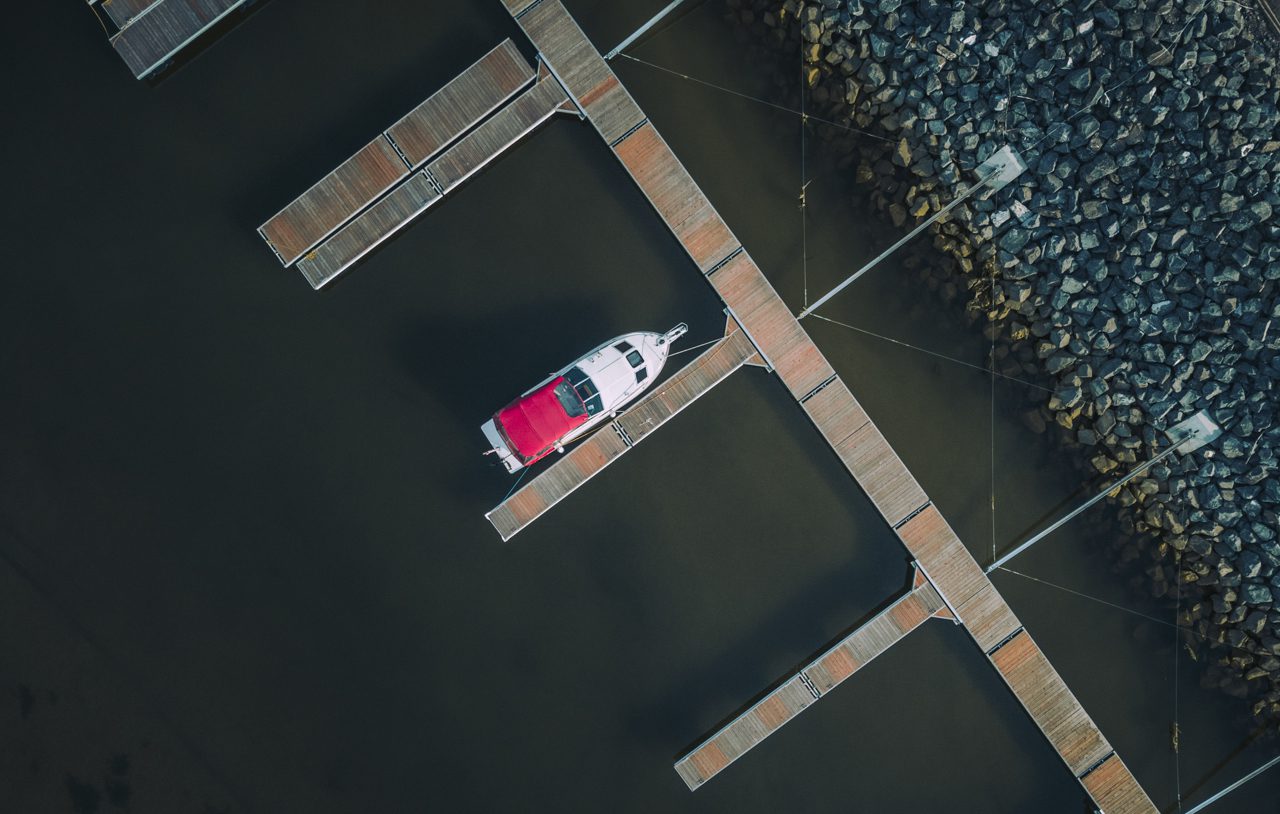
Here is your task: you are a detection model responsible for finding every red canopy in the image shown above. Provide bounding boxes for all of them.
[497,377,587,461]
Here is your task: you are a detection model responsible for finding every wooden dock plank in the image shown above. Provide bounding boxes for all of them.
[954,584,1022,653]
[261,137,411,267]
[386,40,535,167]
[99,0,162,28]
[613,124,739,272]
[288,75,566,287]
[513,0,646,144]
[1081,755,1158,814]
[895,506,987,610]
[801,378,870,450]
[835,423,929,527]
[261,40,536,267]
[990,631,1114,777]
[427,75,568,190]
[295,173,440,289]
[674,578,941,790]
[109,0,249,79]
[486,330,756,541]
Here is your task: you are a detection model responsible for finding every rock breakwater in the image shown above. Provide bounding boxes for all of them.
[730,0,1280,726]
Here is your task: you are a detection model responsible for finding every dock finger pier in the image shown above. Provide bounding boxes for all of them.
[257,3,1165,810]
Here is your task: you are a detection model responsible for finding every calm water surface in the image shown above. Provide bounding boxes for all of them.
[2,0,1276,811]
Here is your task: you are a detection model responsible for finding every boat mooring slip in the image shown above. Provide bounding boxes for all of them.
[243,1,1234,808]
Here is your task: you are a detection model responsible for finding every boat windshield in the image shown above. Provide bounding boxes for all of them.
[554,380,586,418]
[566,365,604,416]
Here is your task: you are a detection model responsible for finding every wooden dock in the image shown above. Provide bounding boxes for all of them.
[675,570,950,790]
[297,75,570,288]
[89,0,251,79]
[501,3,1157,810]
[487,323,759,541]
[260,41,535,267]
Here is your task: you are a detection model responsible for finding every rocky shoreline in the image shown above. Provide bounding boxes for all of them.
[728,0,1280,727]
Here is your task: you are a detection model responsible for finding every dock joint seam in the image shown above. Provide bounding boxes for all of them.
[892,501,933,530]
[1077,751,1116,780]
[985,627,1026,657]
[609,118,650,148]
[613,423,635,448]
[513,0,546,19]
[423,169,445,198]
[799,374,839,404]
[797,672,821,700]
[383,133,414,169]
[704,246,745,277]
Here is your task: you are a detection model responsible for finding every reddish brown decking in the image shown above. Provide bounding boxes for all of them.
[501,3,1157,810]
[259,40,535,267]
[675,574,949,790]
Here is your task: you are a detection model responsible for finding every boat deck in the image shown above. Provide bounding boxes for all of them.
[487,325,758,541]
[503,2,1156,810]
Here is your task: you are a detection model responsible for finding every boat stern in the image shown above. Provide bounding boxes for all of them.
[482,418,526,473]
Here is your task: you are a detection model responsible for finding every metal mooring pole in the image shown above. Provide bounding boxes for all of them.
[986,410,1222,574]
[798,144,1027,320]
[1183,753,1280,814]
[605,0,696,60]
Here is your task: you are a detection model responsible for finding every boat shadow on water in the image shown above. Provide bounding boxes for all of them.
[393,297,620,502]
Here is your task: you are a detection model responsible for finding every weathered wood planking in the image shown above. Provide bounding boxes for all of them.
[1081,754,1158,814]
[295,76,567,288]
[487,329,756,541]
[261,138,412,267]
[260,40,534,266]
[386,40,535,167]
[613,124,740,272]
[990,631,1117,776]
[97,0,163,29]
[502,5,1158,809]
[296,173,441,289]
[109,0,250,79]
[511,0,646,144]
[675,577,946,790]
[708,253,837,399]
[426,75,568,189]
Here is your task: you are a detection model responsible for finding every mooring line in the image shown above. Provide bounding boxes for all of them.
[810,314,1054,393]
[617,53,894,143]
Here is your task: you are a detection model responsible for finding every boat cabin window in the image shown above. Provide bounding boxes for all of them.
[566,366,604,416]
[635,366,648,383]
[614,341,633,353]
[553,380,586,418]
[626,350,644,369]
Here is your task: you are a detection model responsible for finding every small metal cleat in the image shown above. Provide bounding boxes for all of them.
[1164,409,1222,454]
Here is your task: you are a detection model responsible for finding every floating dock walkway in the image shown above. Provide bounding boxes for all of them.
[675,569,951,789]
[89,0,251,79]
[494,2,1157,810]
[487,321,762,541]
[258,40,575,288]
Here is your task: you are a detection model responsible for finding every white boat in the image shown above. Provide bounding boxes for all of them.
[482,324,688,472]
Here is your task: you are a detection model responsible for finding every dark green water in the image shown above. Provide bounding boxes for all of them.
[2,0,1276,811]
